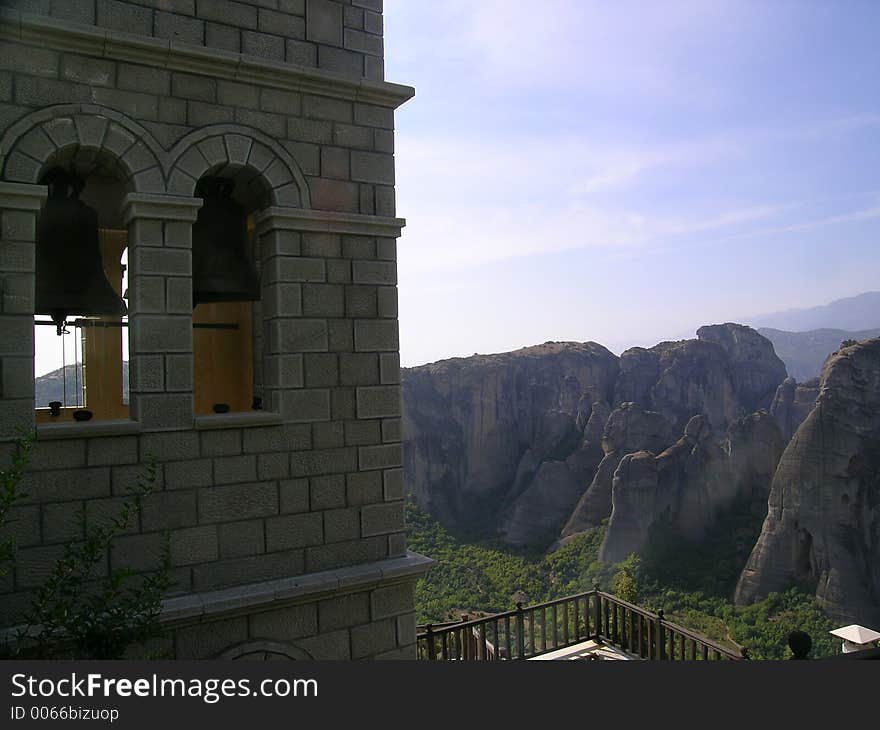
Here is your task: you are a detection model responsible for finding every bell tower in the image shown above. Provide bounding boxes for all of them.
[0,0,430,660]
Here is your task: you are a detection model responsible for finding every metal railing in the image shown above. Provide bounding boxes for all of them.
[416,589,746,661]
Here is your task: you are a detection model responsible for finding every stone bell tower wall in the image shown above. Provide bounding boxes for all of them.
[0,0,385,81]
[0,0,430,660]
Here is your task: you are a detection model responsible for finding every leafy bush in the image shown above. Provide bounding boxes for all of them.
[641,587,836,659]
[407,503,612,622]
[0,431,33,577]
[1,436,172,659]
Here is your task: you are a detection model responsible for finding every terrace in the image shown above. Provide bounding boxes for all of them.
[417,588,746,661]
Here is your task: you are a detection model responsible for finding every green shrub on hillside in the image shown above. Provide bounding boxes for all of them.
[406,503,608,622]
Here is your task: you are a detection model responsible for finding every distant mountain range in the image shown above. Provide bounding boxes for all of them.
[746,292,880,380]
[749,291,880,332]
[758,327,880,382]
[34,362,129,408]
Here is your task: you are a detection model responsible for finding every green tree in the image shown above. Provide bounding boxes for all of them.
[611,554,642,604]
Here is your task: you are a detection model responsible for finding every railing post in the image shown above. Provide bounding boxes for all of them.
[426,624,436,661]
[656,610,666,661]
[592,582,601,640]
[516,602,526,660]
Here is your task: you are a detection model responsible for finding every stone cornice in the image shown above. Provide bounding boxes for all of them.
[0,10,416,109]
[0,553,433,645]
[255,207,407,238]
[0,181,46,210]
[36,419,141,440]
[161,552,434,625]
[122,193,203,224]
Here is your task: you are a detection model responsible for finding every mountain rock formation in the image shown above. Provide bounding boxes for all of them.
[560,402,674,541]
[614,324,785,434]
[599,411,784,563]
[402,341,619,534]
[403,323,789,546]
[735,338,880,626]
[769,377,820,442]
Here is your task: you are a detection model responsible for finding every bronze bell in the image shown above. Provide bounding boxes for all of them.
[35,169,128,335]
[192,177,260,307]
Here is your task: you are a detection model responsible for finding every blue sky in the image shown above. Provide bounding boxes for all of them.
[384,0,880,366]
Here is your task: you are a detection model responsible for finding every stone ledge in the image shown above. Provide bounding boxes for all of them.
[0,10,415,110]
[255,207,406,238]
[122,193,203,224]
[194,411,283,431]
[36,419,142,441]
[161,551,433,624]
[0,182,47,211]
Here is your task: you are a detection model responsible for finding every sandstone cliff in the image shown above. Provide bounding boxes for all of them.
[563,324,786,541]
[769,377,819,441]
[560,402,674,540]
[616,324,786,435]
[598,411,784,564]
[403,324,789,547]
[734,338,880,626]
[402,342,619,537]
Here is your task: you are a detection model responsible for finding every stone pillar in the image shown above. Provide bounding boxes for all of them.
[254,207,408,567]
[122,194,202,432]
[0,182,45,441]
[256,221,321,421]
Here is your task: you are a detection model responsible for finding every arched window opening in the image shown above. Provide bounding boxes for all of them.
[33,167,130,423]
[192,176,262,416]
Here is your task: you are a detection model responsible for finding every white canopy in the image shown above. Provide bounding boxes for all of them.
[829,624,880,645]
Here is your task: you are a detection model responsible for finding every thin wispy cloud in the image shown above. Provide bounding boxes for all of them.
[396,115,873,272]
[401,192,786,273]
[694,200,880,249]
[385,1,880,366]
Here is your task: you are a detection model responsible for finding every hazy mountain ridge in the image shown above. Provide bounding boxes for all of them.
[758,326,880,381]
[751,291,880,380]
[34,363,129,407]
[749,291,880,332]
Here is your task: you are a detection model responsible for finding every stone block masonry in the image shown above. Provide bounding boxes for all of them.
[0,410,407,586]
[0,0,428,660]
[0,405,420,654]
[166,553,427,659]
[2,0,387,81]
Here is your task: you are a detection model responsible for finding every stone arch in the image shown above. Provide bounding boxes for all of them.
[0,104,166,194]
[216,640,315,661]
[167,125,310,209]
